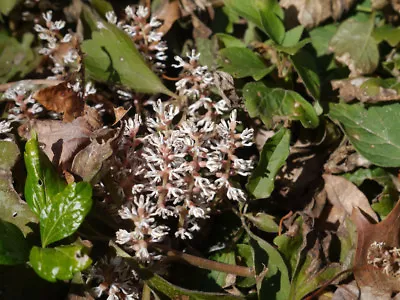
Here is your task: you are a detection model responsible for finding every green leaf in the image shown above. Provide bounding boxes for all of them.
[236,244,256,288]
[244,213,279,233]
[29,244,92,282]
[208,251,236,287]
[329,16,379,75]
[24,134,66,216]
[81,8,173,96]
[0,0,21,16]
[329,102,400,167]
[373,24,400,47]
[0,141,37,235]
[218,47,271,80]
[196,36,220,70]
[291,49,320,100]
[309,24,337,57]
[0,31,40,83]
[89,0,113,16]
[216,33,246,48]
[247,128,290,199]
[243,82,319,129]
[0,220,30,265]
[281,26,304,47]
[40,182,92,247]
[248,231,290,300]
[224,0,285,44]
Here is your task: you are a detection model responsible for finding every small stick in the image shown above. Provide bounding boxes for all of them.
[279,211,293,235]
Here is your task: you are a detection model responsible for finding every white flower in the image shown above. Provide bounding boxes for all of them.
[0,120,12,134]
[149,17,162,28]
[116,229,133,245]
[42,10,53,23]
[105,11,117,24]
[175,228,193,240]
[136,6,149,18]
[240,128,254,146]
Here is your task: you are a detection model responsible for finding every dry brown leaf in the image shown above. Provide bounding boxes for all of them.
[33,81,84,122]
[332,78,400,103]
[280,0,356,28]
[323,174,378,223]
[192,14,212,39]
[154,0,181,34]
[18,106,102,167]
[113,106,131,125]
[351,200,400,296]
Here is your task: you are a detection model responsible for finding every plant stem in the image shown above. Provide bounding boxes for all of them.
[156,245,255,278]
[141,283,151,300]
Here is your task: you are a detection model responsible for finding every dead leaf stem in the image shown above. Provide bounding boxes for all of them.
[0,79,63,91]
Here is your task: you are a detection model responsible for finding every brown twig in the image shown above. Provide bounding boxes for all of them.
[162,74,181,81]
[278,210,293,235]
[156,245,255,278]
[0,79,63,92]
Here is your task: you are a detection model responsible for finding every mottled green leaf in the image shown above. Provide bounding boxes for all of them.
[218,47,271,80]
[309,24,337,57]
[330,17,379,75]
[247,128,290,199]
[291,50,320,100]
[24,134,66,216]
[82,9,173,96]
[0,0,21,16]
[243,82,319,128]
[236,244,256,288]
[29,244,92,282]
[244,213,279,233]
[209,251,236,287]
[40,182,92,247]
[0,31,39,83]
[224,0,285,44]
[0,220,30,265]
[0,141,37,235]
[329,102,400,167]
[373,24,400,47]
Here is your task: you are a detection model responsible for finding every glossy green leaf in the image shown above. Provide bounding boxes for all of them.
[24,134,66,216]
[244,213,279,232]
[329,102,400,167]
[218,47,271,80]
[0,141,37,235]
[309,24,337,57]
[0,220,30,265]
[330,17,379,75]
[248,231,290,300]
[291,50,320,100]
[0,31,39,83]
[247,128,290,199]
[40,182,92,247]
[224,0,285,44]
[243,82,319,129]
[208,251,236,287]
[29,244,92,282]
[81,9,173,96]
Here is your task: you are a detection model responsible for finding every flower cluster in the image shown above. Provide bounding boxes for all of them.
[2,82,44,121]
[367,241,400,277]
[105,5,167,73]
[86,256,140,300]
[34,11,81,76]
[112,52,254,262]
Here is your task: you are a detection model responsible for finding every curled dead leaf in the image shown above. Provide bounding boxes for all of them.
[154,0,181,34]
[332,78,400,103]
[33,81,84,122]
[280,0,356,28]
[323,174,378,223]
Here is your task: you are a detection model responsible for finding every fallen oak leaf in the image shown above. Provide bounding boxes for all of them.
[351,199,400,296]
